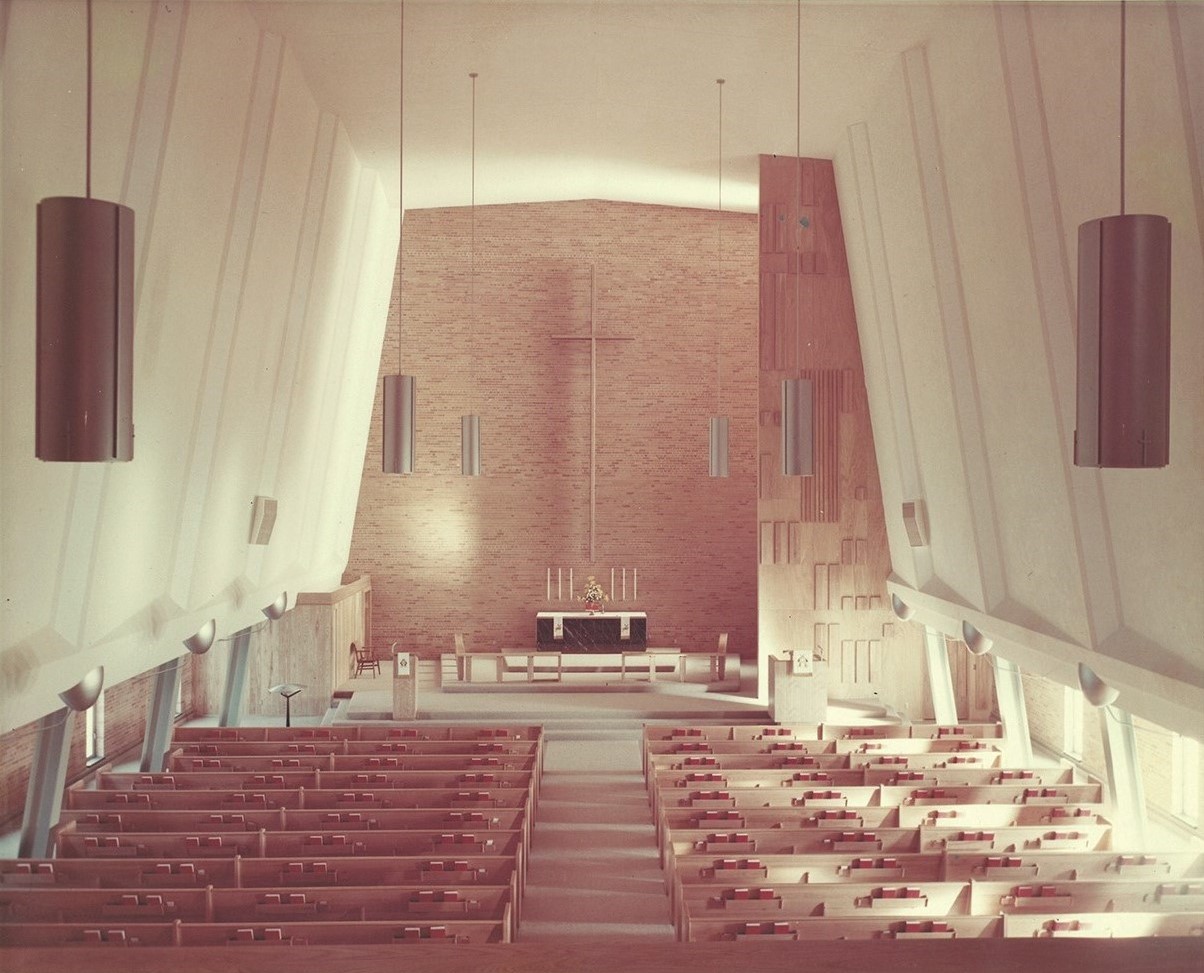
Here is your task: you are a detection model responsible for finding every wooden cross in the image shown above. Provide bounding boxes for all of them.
[552,264,634,563]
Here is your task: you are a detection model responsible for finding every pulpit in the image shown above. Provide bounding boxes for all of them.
[768,655,827,723]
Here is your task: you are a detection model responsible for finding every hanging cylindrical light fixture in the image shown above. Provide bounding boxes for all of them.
[462,71,482,476]
[37,0,134,463]
[781,0,814,477]
[709,78,730,479]
[782,376,814,475]
[382,2,416,474]
[709,417,729,478]
[462,414,481,476]
[1075,0,1171,469]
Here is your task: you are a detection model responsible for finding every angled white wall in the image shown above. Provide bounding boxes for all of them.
[837,1,1203,735]
[0,0,397,733]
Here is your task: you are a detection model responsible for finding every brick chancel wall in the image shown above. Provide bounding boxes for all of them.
[348,200,760,659]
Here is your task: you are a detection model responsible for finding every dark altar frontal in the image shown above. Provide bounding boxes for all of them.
[535,611,647,652]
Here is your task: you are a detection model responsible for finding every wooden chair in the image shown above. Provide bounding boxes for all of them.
[710,633,729,682]
[352,642,381,678]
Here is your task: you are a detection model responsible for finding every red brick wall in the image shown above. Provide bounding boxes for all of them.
[0,660,196,826]
[348,200,760,658]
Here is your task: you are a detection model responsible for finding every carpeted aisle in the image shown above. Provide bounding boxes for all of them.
[518,728,676,942]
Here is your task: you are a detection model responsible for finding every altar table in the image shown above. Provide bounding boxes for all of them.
[535,611,647,651]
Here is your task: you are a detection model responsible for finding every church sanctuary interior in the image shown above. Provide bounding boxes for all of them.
[1,0,1202,970]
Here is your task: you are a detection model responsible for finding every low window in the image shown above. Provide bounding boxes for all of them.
[84,690,105,764]
[1171,734,1200,825]
[1062,685,1084,760]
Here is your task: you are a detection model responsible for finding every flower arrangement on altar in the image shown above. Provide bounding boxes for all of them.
[580,576,608,612]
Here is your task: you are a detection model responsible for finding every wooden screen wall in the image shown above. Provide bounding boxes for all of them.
[193,577,369,719]
[757,155,924,711]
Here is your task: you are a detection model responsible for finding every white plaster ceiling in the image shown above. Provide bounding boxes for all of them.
[250,0,954,212]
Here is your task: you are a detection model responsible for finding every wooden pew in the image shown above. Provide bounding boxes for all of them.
[730,725,822,742]
[654,803,888,858]
[897,802,1106,830]
[644,725,820,743]
[848,752,1002,771]
[96,770,534,794]
[819,725,913,741]
[644,739,838,757]
[674,852,944,886]
[863,767,1076,787]
[652,778,875,820]
[0,884,514,924]
[943,850,1204,882]
[56,831,258,859]
[59,806,526,835]
[183,917,509,945]
[57,828,527,863]
[918,823,1112,854]
[355,725,543,742]
[171,724,544,744]
[166,752,539,775]
[878,783,1103,806]
[969,878,1204,915]
[1000,910,1204,938]
[67,789,303,812]
[66,786,532,812]
[677,880,974,939]
[0,921,181,947]
[0,887,208,922]
[665,828,922,871]
[833,738,1002,755]
[681,914,1003,941]
[0,918,509,947]
[176,738,540,757]
[648,752,849,772]
[908,724,1004,740]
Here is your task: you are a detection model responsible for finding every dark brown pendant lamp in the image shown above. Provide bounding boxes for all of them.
[383,1,416,474]
[1075,0,1172,468]
[37,0,134,462]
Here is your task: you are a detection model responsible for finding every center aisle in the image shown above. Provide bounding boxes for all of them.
[519,727,675,942]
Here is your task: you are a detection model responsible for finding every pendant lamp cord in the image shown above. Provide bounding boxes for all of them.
[794,0,801,373]
[397,1,404,376]
[470,71,478,412]
[716,78,724,413]
[86,0,92,199]
[1119,0,1126,216]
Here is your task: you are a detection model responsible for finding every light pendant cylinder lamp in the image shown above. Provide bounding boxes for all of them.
[709,78,730,478]
[462,71,482,476]
[461,415,481,476]
[709,417,729,478]
[1075,1,1171,469]
[781,0,814,478]
[383,373,415,474]
[782,377,814,476]
[37,0,134,463]
[383,2,415,474]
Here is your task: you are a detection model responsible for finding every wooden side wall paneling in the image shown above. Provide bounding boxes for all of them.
[945,636,997,722]
[192,579,369,719]
[800,368,842,523]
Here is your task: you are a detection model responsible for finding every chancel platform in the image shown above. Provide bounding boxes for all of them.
[536,611,647,651]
